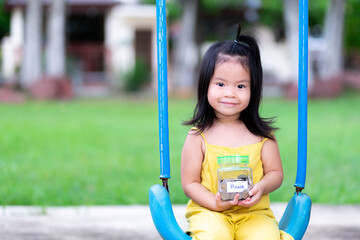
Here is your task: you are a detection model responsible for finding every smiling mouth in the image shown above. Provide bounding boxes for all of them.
[220,101,237,106]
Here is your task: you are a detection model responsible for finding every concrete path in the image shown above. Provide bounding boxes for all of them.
[1,204,360,240]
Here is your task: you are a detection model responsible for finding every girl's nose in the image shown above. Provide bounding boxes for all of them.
[224,87,235,97]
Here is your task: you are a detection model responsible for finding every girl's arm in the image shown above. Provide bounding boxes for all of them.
[238,136,284,207]
[181,132,239,211]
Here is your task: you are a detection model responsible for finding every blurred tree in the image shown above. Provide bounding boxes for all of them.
[283,0,347,87]
[170,0,248,92]
[283,0,303,86]
[46,0,66,78]
[319,0,346,80]
[171,0,199,92]
[20,0,43,87]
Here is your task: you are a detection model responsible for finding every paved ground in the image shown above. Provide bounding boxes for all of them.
[1,204,360,240]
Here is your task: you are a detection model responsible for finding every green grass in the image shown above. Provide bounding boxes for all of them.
[0,91,359,206]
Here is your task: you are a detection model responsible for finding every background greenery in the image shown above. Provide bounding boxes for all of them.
[0,91,359,206]
[0,0,10,39]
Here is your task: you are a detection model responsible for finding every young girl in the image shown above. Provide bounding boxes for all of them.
[181,25,293,240]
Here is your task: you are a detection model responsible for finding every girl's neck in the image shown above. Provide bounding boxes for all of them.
[214,116,242,126]
[204,119,260,148]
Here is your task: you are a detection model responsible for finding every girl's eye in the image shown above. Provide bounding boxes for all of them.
[216,83,225,87]
[238,84,245,89]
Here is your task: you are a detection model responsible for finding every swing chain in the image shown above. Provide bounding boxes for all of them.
[162,178,169,192]
[295,186,304,195]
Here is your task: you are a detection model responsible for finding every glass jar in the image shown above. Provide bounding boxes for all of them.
[217,155,253,201]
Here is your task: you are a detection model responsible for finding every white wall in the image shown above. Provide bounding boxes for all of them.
[105,4,157,89]
[255,26,293,83]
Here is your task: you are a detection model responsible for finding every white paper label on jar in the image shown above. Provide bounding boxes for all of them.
[227,180,248,193]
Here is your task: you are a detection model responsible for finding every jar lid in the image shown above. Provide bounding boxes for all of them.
[217,155,249,165]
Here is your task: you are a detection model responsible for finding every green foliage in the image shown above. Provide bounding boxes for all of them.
[308,0,327,26]
[258,0,329,38]
[122,60,150,92]
[345,0,360,51]
[0,1,10,38]
[258,1,283,32]
[166,1,182,21]
[140,0,156,4]
[140,0,182,21]
[201,0,246,13]
[0,92,359,205]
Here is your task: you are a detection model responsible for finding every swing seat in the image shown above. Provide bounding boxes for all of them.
[279,192,312,240]
[149,184,191,240]
[149,184,311,240]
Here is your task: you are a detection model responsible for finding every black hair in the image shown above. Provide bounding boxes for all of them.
[183,24,278,140]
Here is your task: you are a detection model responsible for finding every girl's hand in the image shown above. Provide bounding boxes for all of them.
[237,182,264,208]
[214,193,241,211]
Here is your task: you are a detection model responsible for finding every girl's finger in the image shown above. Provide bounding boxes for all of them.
[215,193,221,201]
[232,193,240,205]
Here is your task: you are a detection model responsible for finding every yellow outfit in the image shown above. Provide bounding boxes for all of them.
[185,131,293,240]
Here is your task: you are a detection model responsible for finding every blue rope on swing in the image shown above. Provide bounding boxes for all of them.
[157,0,170,180]
[150,1,190,238]
[279,1,311,239]
[295,0,309,190]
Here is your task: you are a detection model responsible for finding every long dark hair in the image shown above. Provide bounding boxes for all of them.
[184,24,278,139]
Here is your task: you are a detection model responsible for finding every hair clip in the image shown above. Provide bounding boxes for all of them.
[234,40,249,48]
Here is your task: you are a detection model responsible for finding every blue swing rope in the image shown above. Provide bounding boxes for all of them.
[156,0,170,190]
[295,0,308,192]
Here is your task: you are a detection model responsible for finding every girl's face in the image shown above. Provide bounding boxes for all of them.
[207,60,251,120]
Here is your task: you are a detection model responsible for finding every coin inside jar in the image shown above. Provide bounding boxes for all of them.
[217,155,253,201]
[240,190,250,200]
[219,177,250,201]
[237,174,248,181]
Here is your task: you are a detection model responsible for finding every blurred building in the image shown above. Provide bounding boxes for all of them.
[2,0,157,96]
